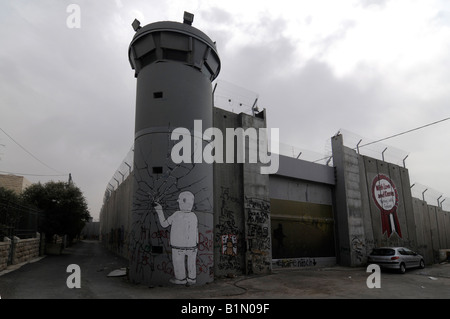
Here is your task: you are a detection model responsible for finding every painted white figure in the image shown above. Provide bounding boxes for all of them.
[154,191,198,285]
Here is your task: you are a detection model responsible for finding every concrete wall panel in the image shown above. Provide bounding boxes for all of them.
[362,157,382,249]
[332,135,367,266]
[428,205,440,263]
[436,208,447,250]
[445,211,450,248]
[213,108,245,277]
[387,163,409,244]
[422,201,434,263]
[412,198,426,257]
[398,166,417,250]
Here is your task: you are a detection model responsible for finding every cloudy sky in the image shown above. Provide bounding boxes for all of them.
[1,0,450,220]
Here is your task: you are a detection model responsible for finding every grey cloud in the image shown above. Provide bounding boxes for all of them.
[2,1,450,218]
[200,6,234,25]
[358,0,389,9]
[312,19,357,59]
[0,1,138,217]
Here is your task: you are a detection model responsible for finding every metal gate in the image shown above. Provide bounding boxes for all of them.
[1,198,43,265]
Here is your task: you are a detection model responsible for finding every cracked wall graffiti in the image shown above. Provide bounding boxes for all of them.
[245,196,271,274]
[129,133,213,286]
[214,186,244,275]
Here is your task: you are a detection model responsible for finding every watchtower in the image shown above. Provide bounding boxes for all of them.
[128,12,220,286]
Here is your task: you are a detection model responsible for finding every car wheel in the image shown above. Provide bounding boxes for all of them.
[399,263,406,274]
[419,259,425,269]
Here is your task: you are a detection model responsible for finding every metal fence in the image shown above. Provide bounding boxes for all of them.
[411,183,450,211]
[213,79,260,116]
[0,199,43,239]
[213,79,335,165]
[103,146,134,204]
[339,128,410,166]
[340,129,449,211]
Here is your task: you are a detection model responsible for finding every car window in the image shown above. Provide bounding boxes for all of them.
[371,248,395,256]
[398,249,408,255]
[402,248,415,255]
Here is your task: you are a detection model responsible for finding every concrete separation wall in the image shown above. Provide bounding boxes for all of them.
[269,153,336,265]
[359,156,417,251]
[332,133,450,266]
[100,108,274,279]
[276,155,335,186]
[270,198,335,258]
[332,134,367,266]
[241,112,272,275]
[412,197,450,264]
[213,108,272,276]
[272,257,336,269]
[99,175,132,259]
[99,125,450,279]
[213,108,246,277]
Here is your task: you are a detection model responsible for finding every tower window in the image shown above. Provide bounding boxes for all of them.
[152,166,163,174]
[153,91,163,99]
[152,246,163,254]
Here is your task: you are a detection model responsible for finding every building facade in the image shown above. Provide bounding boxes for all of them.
[0,174,32,194]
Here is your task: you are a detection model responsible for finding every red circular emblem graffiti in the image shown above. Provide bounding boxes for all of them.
[371,174,402,238]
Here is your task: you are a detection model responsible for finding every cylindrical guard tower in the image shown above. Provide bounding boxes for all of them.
[128,13,220,286]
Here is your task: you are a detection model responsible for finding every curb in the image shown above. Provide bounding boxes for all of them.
[0,256,46,277]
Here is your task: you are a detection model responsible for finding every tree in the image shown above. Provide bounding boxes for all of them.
[22,181,91,243]
[0,186,22,238]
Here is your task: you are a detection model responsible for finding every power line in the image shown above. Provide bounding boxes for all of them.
[0,170,69,177]
[0,127,64,174]
[312,116,450,164]
[358,117,450,149]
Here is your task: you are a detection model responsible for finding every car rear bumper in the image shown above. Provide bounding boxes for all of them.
[368,261,400,269]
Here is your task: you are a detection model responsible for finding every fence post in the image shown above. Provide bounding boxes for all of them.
[4,237,12,266]
[12,236,20,265]
[39,232,46,256]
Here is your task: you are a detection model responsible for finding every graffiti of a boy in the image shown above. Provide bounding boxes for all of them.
[154,191,198,285]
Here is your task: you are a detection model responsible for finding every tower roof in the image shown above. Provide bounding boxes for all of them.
[128,20,220,80]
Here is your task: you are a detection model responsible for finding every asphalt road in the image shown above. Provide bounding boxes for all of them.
[1,240,449,300]
[0,239,131,299]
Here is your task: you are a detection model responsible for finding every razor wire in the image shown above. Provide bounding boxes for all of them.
[411,183,449,211]
[339,128,410,167]
[340,129,449,210]
[103,146,134,204]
